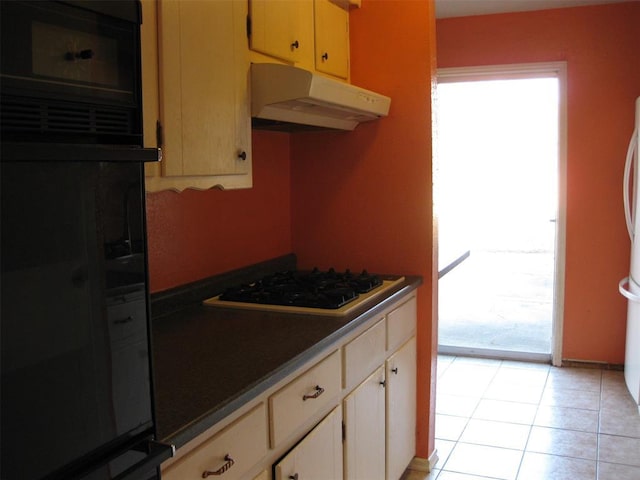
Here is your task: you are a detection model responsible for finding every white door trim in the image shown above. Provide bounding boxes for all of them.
[436,62,568,367]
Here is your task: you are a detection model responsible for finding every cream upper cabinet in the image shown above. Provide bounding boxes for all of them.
[314,0,349,79]
[386,337,417,480]
[343,366,386,480]
[144,0,252,192]
[248,0,350,80]
[274,407,343,480]
[249,0,314,69]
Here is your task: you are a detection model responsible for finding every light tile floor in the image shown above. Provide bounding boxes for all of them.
[403,355,640,480]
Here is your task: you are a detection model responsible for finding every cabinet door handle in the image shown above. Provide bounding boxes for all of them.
[321,52,329,61]
[291,40,300,49]
[391,367,398,375]
[380,380,386,387]
[289,474,299,480]
[202,454,234,477]
[237,150,247,161]
[302,385,324,401]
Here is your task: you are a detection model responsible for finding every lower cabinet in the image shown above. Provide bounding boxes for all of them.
[343,366,386,480]
[269,349,341,448]
[274,407,343,480]
[162,404,267,480]
[161,292,417,480]
[386,337,417,480]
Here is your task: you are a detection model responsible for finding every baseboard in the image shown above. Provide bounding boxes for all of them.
[438,345,551,363]
[409,449,439,473]
[561,359,624,371]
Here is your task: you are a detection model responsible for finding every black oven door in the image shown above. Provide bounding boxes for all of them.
[0,160,171,480]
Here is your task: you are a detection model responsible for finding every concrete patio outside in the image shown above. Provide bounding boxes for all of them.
[438,249,555,358]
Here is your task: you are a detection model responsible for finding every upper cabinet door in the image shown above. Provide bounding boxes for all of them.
[314,0,349,79]
[148,0,251,190]
[249,0,314,66]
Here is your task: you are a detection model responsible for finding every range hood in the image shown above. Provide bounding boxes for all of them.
[251,63,391,131]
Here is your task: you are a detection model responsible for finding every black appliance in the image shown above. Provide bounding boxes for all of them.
[0,1,171,479]
[219,269,383,309]
[0,0,160,161]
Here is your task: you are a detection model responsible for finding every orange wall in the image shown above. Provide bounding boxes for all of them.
[437,2,640,364]
[145,0,439,460]
[145,131,292,292]
[290,0,437,459]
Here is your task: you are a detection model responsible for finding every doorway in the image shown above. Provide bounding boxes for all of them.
[434,63,567,365]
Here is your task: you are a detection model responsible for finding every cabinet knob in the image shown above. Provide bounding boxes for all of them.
[391,367,398,375]
[291,40,300,50]
[289,475,299,480]
[65,48,94,61]
[237,150,247,161]
[321,52,329,61]
[380,380,386,388]
[202,454,234,477]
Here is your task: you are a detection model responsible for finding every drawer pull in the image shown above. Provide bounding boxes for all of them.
[302,385,324,401]
[202,454,234,477]
[114,316,134,325]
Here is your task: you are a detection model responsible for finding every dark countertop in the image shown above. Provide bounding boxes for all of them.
[150,265,421,449]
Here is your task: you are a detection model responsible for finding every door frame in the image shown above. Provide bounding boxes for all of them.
[436,62,567,366]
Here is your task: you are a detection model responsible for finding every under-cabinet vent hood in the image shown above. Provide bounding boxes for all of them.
[251,63,391,131]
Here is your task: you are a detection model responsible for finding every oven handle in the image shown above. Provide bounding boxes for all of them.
[115,440,175,480]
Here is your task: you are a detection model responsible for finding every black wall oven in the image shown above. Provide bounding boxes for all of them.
[1,161,171,480]
[0,1,170,479]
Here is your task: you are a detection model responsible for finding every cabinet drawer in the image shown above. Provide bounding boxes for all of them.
[269,350,341,448]
[162,404,267,480]
[387,295,416,353]
[343,318,386,390]
[107,292,147,344]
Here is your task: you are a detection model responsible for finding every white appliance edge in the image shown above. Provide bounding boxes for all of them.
[619,96,640,413]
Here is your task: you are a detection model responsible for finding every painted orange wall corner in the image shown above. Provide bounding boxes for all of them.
[290,0,438,461]
[437,2,640,364]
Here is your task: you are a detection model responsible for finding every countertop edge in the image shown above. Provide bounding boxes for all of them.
[162,275,422,449]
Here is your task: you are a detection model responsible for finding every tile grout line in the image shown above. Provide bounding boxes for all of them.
[596,369,603,480]
[435,356,640,480]
[438,356,505,477]
[512,361,550,480]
